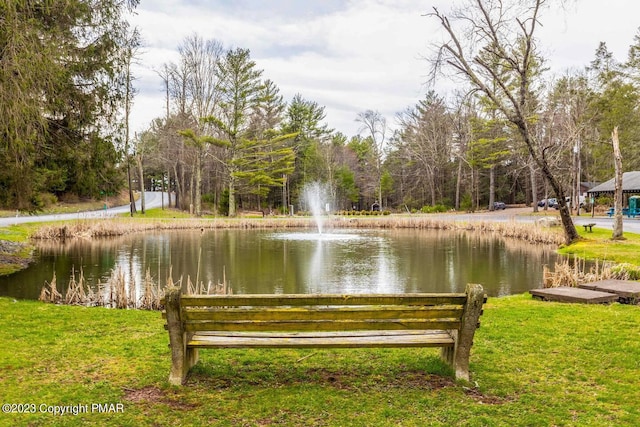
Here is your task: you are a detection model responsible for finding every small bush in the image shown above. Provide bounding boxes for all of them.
[611,263,640,280]
[597,195,613,206]
[460,194,473,212]
[420,204,448,214]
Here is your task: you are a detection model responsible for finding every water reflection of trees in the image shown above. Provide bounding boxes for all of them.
[4,229,563,300]
[375,229,559,296]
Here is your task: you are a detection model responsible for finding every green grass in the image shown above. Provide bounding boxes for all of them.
[1,295,639,426]
[126,207,198,219]
[559,227,640,267]
[0,225,40,275]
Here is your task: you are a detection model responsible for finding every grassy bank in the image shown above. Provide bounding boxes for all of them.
[0,224,39,275]
[1,295,639,426]
[560,227,640,267]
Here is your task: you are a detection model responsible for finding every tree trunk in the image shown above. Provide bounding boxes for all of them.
[540,159,578,244]
[488,165,495,211]
[530,160,538,213]
[429,171,436,207]
[519,124,578,244]
[228,176,236,217]
[194,149,202,217]
[612,127,624,240]
[455,159,462,210]
[127,160,136,216]
[189,167,195,215]
[173,164,182,210]
[136,155,145,214]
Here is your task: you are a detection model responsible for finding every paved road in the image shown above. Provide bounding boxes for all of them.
[431,206,640,234]
[0,191,168,227]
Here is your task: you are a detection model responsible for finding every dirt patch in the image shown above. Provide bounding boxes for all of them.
[124,386,166,403]
[123,386,199,410]
[463,386,514,405]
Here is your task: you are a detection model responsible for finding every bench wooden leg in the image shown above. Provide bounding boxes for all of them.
[440,341,454,367]
[451,283,485,381]
[187,346,199,370]
[165,286,190,385]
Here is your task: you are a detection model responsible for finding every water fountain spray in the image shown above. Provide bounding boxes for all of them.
[303,182,328,234]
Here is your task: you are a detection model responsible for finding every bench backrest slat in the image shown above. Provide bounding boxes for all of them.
[184,319,461,332]
[180,293,467,307]
[182,306,464,322]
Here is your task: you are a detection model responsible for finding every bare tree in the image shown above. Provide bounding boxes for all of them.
[179,35,224,217]
[611,127,624,239]
[397,92,453,206]
[356,110,388,207]
[430,0,580,243]
[123,27,142,216]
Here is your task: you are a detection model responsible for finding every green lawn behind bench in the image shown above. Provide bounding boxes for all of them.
[1,295,639,426]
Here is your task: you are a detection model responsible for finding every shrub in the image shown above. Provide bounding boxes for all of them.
[420,204,448,214]
[460,194,473,212]
[218,189,229,216]
[597,195,613,206]
[611,263,640,280]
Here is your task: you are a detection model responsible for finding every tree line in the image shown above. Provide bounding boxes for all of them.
[2,1,639,237]
[0,0,139,210]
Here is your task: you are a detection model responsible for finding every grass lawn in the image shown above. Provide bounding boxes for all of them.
[1,295,639,426]
[560,227,640,269]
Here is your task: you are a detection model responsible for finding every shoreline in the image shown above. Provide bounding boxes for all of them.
[2,210,640,278]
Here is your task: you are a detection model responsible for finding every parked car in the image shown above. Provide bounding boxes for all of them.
[538,198,557,207]
[492,201,506,210]
[554,196,585,209]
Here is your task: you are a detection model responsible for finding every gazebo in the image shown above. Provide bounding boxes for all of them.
[587,171,640,216]
[587,171,640,197]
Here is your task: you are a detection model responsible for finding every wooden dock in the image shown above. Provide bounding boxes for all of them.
[578,279,640,303]
[529,287,619,304]
[530,280,640,304]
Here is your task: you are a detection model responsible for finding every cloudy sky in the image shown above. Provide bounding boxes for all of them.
[128,0,640,137]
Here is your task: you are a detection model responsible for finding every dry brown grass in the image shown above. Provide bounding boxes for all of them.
[542,256,629,288]
[38,265,232,310]
[31,215,564,245]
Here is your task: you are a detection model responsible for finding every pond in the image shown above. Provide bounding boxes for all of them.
[0,228,563,300]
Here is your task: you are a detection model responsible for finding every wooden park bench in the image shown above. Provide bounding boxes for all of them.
[582,223,596,232]
[162,284,486,385]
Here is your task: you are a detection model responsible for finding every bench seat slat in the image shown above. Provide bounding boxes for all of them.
[184,319,461,332]
[195,330,438,338]
[180,294,467,307]
[182,306,464,321]
[188,330,455,348]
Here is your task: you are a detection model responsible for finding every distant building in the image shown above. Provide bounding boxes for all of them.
[587,171,640,196]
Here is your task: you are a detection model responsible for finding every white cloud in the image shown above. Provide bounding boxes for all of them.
[128,0,640,137]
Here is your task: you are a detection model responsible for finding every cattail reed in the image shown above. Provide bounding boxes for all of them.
[542,256,625,288]
[39,265,231,310]
[39,271,62,304]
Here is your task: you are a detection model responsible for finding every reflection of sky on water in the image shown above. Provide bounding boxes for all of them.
[268,231,403,294]
[268,231,362,242]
